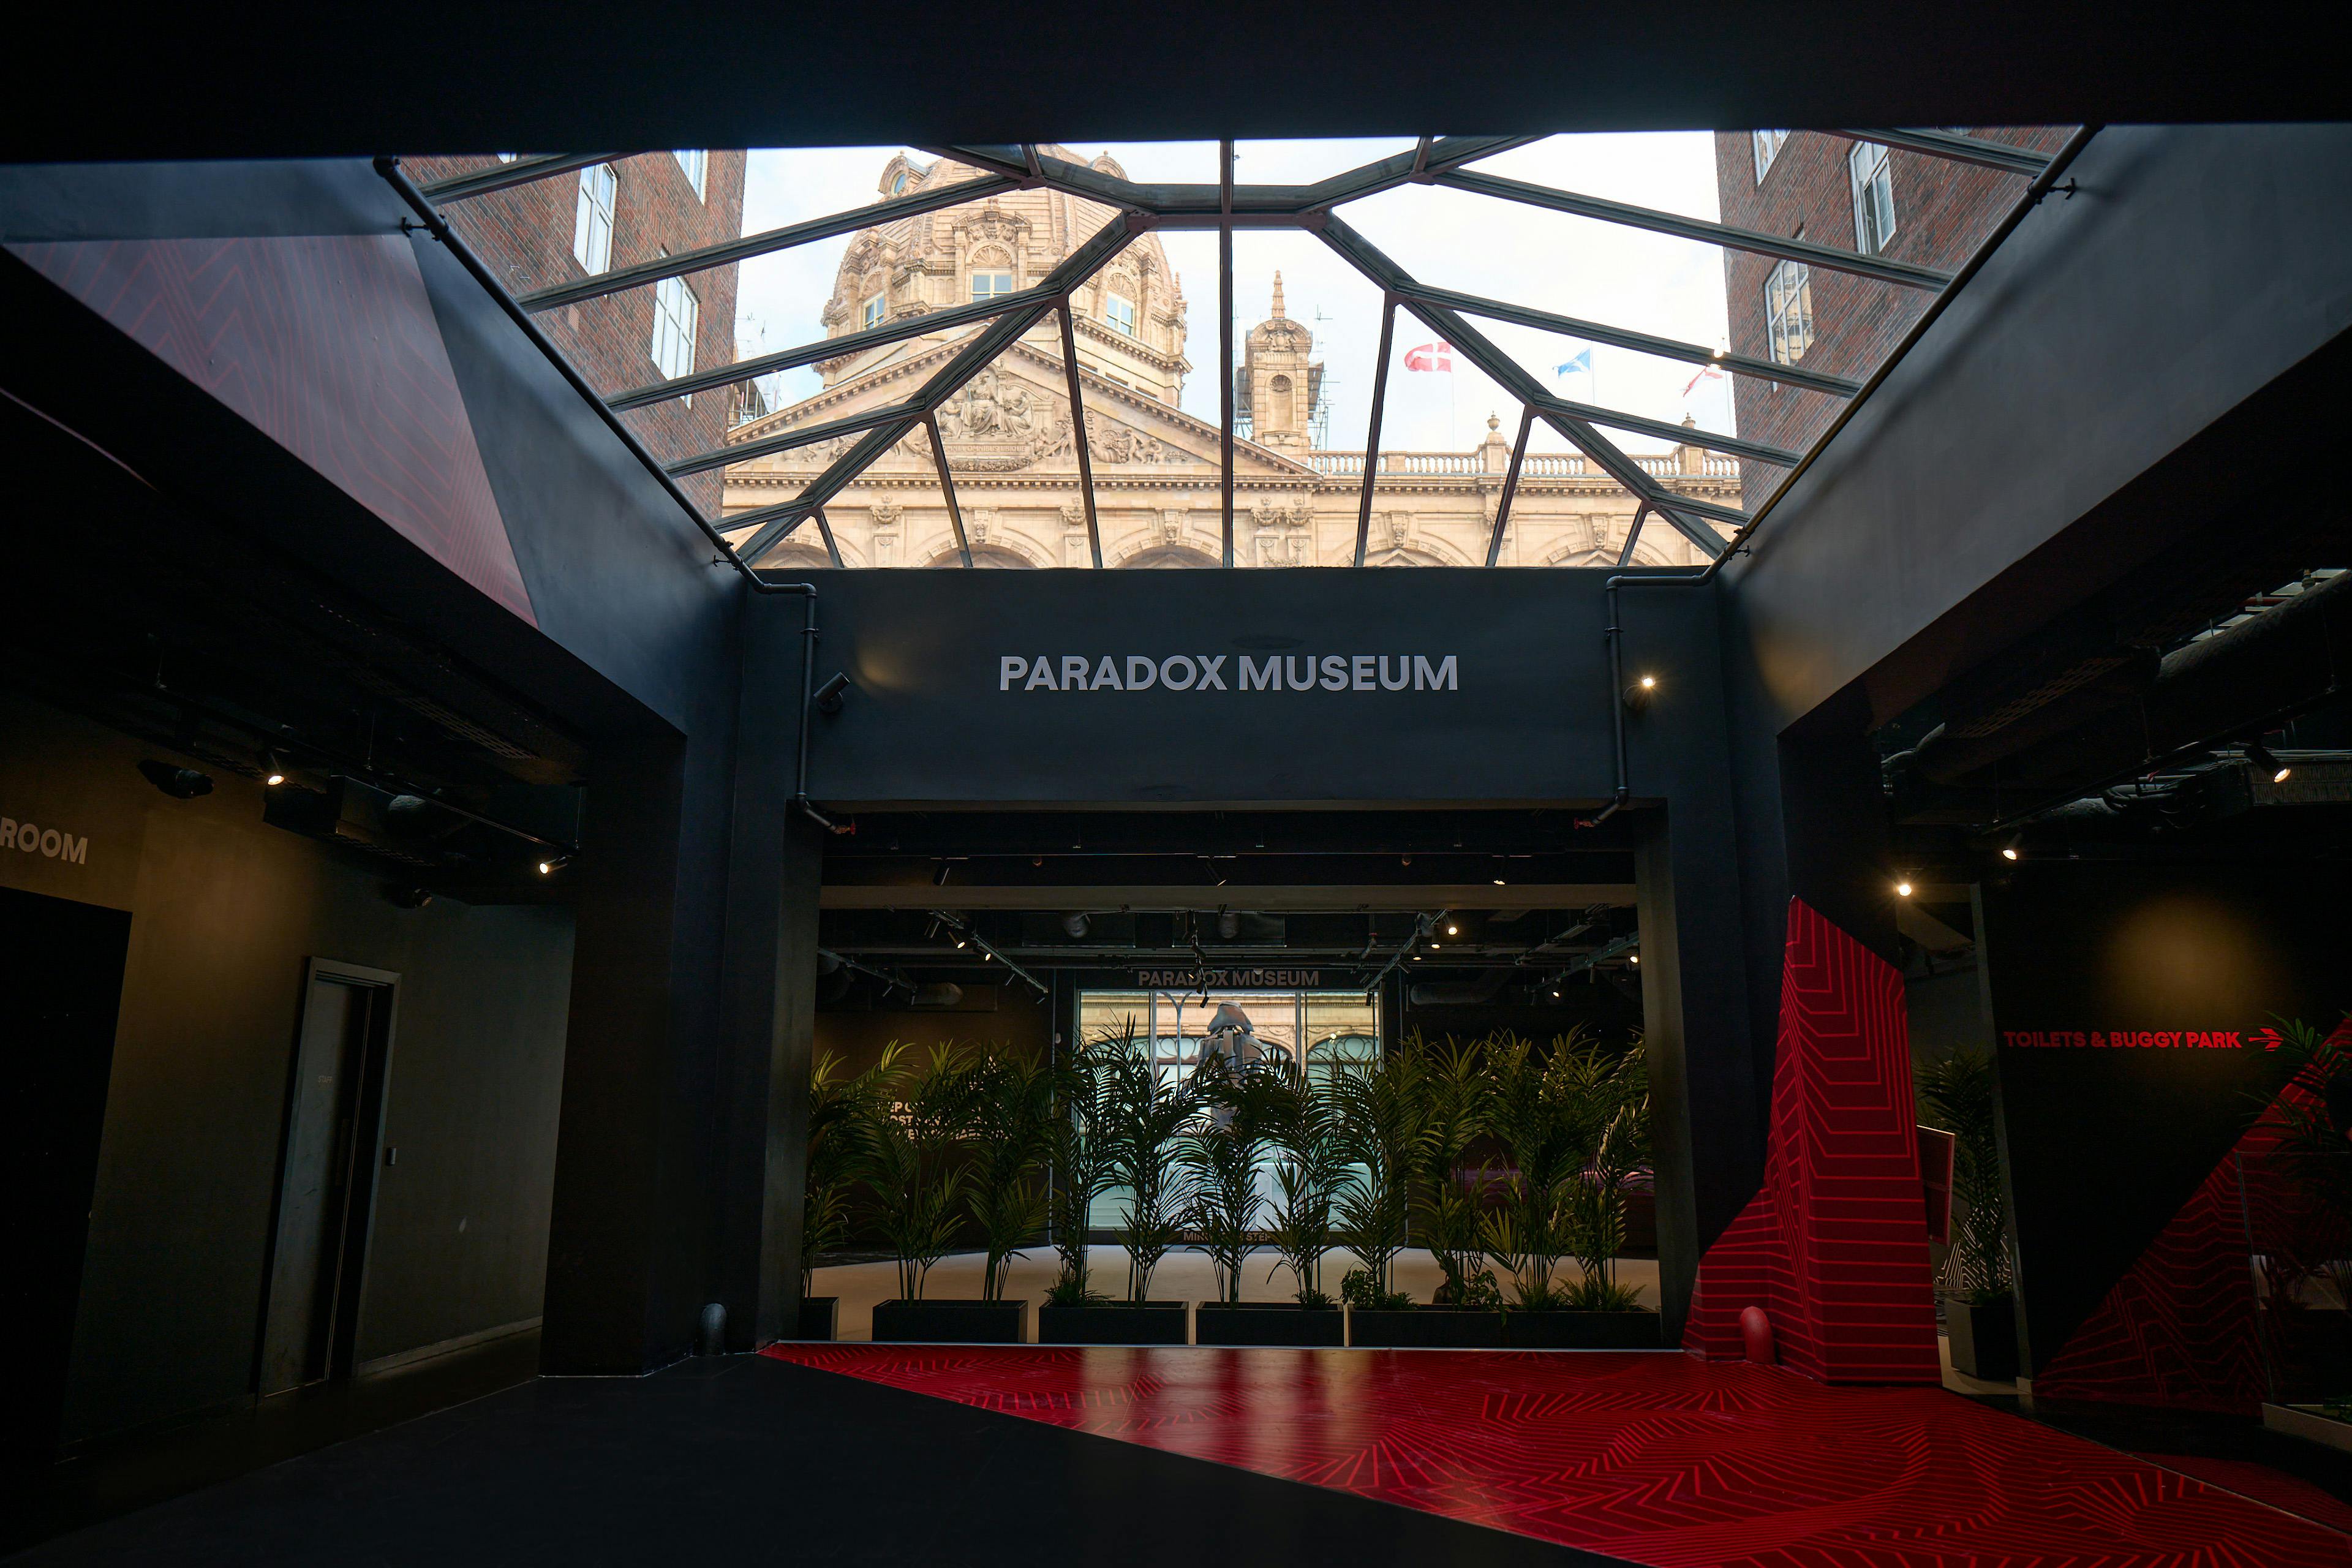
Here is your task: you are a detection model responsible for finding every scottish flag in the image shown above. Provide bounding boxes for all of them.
[1553,347,1593,380]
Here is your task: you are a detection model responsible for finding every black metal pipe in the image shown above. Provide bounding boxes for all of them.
[755,579,842,832]
[1591,562,1715,825]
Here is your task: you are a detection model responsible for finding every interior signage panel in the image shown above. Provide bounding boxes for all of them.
[791,570,1714,807]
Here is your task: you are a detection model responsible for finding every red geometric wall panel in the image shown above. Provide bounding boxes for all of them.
[2035,1063,2342,1413]
[9,235,536,625]
[1683,897,1940,1382]
[766,1344,2352,1566]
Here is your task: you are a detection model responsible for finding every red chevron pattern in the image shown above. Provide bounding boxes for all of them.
[2035,1062,2346,1413]
[10,236,535,625]
[763,1343,2352,1566]
[1683,898,1940,1382]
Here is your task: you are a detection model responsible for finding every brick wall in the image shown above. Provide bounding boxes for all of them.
[409,153,748,514]
[1711,129,2070,509]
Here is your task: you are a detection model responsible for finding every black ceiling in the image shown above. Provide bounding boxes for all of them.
[5,2,2337,164]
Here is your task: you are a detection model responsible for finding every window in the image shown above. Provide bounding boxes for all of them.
[573,163,616,275]
[862,292,886,329]
[494,152,518,164]
[651,260,698,393]
[891,170,909,194]
[1751,129,1790,183]
[673,149,707,202]
[1106,293,1138,337]
[1849,140,1897,255]
[969,270,1015,303]
[1765,258,1814,367]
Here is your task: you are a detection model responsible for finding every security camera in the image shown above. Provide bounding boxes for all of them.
[137,760,214,799]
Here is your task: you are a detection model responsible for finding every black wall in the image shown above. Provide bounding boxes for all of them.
[1977,862,2348,1374]
[767,567,1759,1333]
[0,692,576,1447]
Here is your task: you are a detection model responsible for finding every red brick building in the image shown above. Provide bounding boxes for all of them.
[410,152,748,512]
[1711,129,2068,507]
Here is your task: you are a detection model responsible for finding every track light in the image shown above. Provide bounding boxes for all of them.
[1895,880,1913,898]
[813,671,851,714]
[1629,953,1640,965]
[1999,838,2021,862]
[2246,741,2291,783]
[1493,877,1506,886]
[263,750,287,787]
[1445,922,1460,937]
[1216,909,1240,940]
[537,854,571,876]
[137,760,213,799]
[1061,911,1090,939]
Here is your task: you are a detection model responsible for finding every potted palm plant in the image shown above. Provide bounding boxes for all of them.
[1483,1031,1659,1348]
[1181,1054,1274,1311]
[1355,1036,1507,1346]
[1039,1033,1113,1325]
[860,1044,1020,1343]
[1040,1027,1190,1343]
[796,1049,881,1341]
[962,1048,1054,1338]
[1917,1049,2017,1380]
[1333,1050,1430,1346]
[1201,1064,1346,1346]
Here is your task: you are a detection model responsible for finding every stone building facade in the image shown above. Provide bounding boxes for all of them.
[1710,128,2068,503]
[413,152,748,512]
[720,150,1738,569]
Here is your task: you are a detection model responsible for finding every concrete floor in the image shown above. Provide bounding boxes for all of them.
[811,1245,1660,1340]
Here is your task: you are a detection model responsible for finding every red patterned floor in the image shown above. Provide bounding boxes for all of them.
[763,1344,2352,1567]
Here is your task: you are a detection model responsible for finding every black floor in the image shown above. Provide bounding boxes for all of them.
[7,1354,1621,1566]
[4,1330,544,1556]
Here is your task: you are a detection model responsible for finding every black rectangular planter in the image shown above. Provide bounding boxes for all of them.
[1196,1302,1346,1346]
[1038,1301,1189,1344]
[795,1296,839,1341]
[870,1298,1027,1344]
[1501,1310,1660,1349]
[1944,1295,2019,1381]
[1349,1307,1507,1348]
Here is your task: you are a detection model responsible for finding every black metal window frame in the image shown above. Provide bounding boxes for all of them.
[383,126,2089,578]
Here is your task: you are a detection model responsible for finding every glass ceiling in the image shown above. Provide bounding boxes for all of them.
[402,129,2076,571]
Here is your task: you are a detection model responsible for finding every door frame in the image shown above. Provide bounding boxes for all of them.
[254,958,401,1394]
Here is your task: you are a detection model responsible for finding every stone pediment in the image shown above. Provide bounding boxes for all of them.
[728,339,1316,481]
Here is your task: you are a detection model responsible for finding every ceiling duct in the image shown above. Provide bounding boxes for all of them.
[1890,567,2352,821]
[1407,967,1519,1008]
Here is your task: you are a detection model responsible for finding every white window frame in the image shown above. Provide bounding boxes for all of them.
[650,258,698,401]
[1751,129,1790,184]
[968,270,1015,304]
[1849,140,1897,255]
[673,149,708,202]
[573,163,617,276]
[1764,258,1814,368]
[1106,293,1139,337]
[862,292,886,329]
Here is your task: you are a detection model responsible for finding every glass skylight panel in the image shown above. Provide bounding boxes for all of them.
[417,126,2077,570]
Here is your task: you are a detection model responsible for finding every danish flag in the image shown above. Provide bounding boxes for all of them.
[1404,340,1453,372]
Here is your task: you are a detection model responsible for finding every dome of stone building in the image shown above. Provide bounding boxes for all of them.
[816,149,1191,404]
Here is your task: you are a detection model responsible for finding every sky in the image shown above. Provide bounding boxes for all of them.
[731,134,1736,459]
